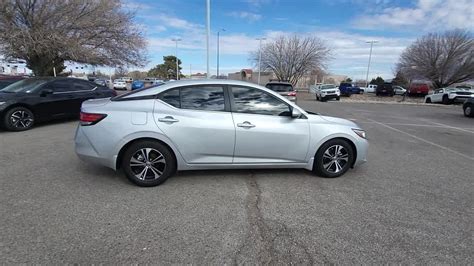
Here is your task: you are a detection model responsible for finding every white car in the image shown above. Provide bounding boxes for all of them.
[113,80,127,90]
[74,79,368,187]
[393,86,407,95]
[425,87,474,104]
[315,84,340,102]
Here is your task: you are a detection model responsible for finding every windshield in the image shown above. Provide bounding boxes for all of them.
[266,84,294,92]
[321,85,336,90]
[1,78,49,93]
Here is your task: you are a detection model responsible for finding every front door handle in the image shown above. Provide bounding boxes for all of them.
[237,121,255,128]
[158,116,179,123]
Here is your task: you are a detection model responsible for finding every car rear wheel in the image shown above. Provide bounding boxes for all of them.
[425,98,432,103]
[122,140,176,187]
[3,107,35,131]
[314,139,354,178]
[464,105,473,117]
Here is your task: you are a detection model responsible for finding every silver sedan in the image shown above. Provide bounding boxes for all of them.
[75,79,368,186]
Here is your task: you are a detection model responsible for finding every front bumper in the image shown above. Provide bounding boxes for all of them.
[449,95,474,102]
[353,138,369,167]
[320,93,340,99]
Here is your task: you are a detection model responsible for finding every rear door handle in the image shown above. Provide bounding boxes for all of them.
[158,116,179,123]
[237,121,255,128]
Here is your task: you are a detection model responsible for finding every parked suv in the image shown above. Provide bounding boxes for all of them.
[265,82,297,102]
[315,84,340,101]
[376,83,394,96]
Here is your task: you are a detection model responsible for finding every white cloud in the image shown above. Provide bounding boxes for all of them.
[243,0,271,7]
[228,11,262,22]
[352,0,474,30]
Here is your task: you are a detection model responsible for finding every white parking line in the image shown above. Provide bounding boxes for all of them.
[419,120,474,134]
[367,118,474,161]
[357,121,474,130]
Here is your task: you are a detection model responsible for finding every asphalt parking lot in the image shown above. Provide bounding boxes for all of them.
[1,97,472,263]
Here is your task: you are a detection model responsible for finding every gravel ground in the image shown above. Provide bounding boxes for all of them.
[1,98,472,264]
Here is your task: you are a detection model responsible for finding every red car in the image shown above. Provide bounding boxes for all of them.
[408,83,429,96]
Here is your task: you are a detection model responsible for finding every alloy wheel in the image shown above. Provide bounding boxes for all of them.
[130,148,166,180]
[465,106,472,116]
[10,110,34,129]
[322,145,349,174]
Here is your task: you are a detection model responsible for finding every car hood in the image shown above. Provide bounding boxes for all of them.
[308,114,359,128]
[0,91,23,101]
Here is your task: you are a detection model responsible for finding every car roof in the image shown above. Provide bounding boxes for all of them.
[266,81,292,85]
[121,79,284,98]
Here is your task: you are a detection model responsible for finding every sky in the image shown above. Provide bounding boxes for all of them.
[122,0,473,80]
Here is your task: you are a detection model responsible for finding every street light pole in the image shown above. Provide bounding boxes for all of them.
[256,37,266,85]
[217,29,225,79]
[206,0,211,78]
[365,40,378,87]
[172,38,181,80]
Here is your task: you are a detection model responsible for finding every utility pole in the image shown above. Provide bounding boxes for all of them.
[365,40,378,87]
[206,0,211,78]
[217,29,225,79]
[172,38,181,80]
[256,37,266,85]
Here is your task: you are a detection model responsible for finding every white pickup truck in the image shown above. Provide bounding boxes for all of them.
[360,84,377,93]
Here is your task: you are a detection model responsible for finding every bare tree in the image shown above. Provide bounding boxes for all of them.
[251,35,331,86]
[397,29,473,88]
[0,0,146,76]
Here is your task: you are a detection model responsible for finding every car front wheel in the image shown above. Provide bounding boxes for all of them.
[464,105,473,117]
[314,139,354,178]
[3,107,35,131]
[122,140,176,187]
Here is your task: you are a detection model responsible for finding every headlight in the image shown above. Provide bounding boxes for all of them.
[352,128,366,139]
[0,102,6,105]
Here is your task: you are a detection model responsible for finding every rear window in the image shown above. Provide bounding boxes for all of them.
[265,83,294,92]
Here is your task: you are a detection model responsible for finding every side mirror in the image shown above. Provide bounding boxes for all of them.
[291,107,302,118]
[40,89,53,97]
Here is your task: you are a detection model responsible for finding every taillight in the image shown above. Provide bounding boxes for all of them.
[80,112,107,126]
[287,91,297,96]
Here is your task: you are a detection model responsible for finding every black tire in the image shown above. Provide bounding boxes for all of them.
[122,140,176,187]
[442,95,450,105]
[3,106,35,131]
[425,98,432,103]
[316,95,319,101]
[313,139,354,178]
[321,96,326,102]
[336,96,340,101]
[464,105,473,117]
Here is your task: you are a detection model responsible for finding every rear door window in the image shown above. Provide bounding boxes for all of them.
[180,86,225,111]
[158,88,180,108]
